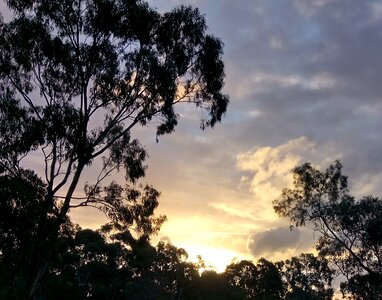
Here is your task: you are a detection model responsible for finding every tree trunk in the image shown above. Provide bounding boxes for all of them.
[23,164,85,299]
[27,255,52,299]
[23,219,60,300]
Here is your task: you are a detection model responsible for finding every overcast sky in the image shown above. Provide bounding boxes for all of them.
[108,0,382,269]
[3,0,382,270]
[78,0,382,269]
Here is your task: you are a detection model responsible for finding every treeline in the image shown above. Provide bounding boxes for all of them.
[0,169,332,300]
[1,163,382,300]
[2,162,380,299]
[0,218,333,300]
[1,0,381,299]
[2,157,382,300]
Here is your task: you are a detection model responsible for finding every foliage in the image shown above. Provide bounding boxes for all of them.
[0,0,228,223]
[0,169,56,299]
[0,177,166,298]
[273,161,382,299]
[0,0,228,297]
[1,221,243,300]
[340,273,382,300]
[225,258,284,300]
[191,270,245,300]
[277,253,334,300]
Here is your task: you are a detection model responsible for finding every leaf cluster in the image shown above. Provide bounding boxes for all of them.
[274,161,382,299]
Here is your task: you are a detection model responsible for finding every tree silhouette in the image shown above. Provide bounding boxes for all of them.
[0,170,49,299]
[193,270,245,300]
[0,0,228,297]
[274,161,382,300]
[277,253,334,300]
[225,258,284,300]
[14,222,239,300]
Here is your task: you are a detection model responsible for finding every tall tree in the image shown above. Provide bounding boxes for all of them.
[194,270,245,300]
[0,0,228,298]
[0,177,167,298]
[225,258,284,300]
[276,253,334,300]
[0,169,49,299]
[273,161,382,300]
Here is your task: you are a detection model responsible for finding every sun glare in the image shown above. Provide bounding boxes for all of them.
[178,244,247,273]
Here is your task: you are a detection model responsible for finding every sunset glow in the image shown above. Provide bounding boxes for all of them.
[2,0,382,298]
[179,245,245,273]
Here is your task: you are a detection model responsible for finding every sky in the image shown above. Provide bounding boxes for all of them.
[74,0,382,271]
[127,0,382,270]
[3,0,382,272]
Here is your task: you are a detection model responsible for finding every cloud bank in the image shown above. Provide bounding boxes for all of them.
[64,0,382,264]
[247,227,315,260]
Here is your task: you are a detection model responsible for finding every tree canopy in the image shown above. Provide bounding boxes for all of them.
[0,0,228,297]
[1,217,338,300]
[274,161,382,300]
[0,0,228,218]
[2,1,380,299]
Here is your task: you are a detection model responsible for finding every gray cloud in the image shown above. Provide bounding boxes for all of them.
[141,0,382,258]
[223,1,382,177]
[247,227,314,258]
[61,0,382,261]
[141,1,382,183]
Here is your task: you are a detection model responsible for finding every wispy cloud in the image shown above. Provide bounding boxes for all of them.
[209,202,265,223]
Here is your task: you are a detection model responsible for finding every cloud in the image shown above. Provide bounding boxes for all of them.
[247,227,316,260]
[209,203,262,222]
[66,0,382,268]
[351,172,382,198]
[236,137,342,220]
[293,0,337,16]
[147,0,382,184]
[248,227,299,256]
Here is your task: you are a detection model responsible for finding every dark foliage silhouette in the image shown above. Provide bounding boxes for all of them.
[274,161,382,299]
[225,259,284,300]
[0,0,228,297]
[276,253,334,300]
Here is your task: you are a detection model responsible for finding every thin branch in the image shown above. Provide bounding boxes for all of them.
[32,66,52,106]
[8,76,43,121]
[52,157,75,194]
[320,215,376,275]
[41,144,51,184]
[47,140,58,194]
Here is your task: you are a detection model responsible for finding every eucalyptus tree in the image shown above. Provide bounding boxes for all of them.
[274,161,382,300]
[225,259,284,300]
[277,253,334,300]
[0,0,228,297]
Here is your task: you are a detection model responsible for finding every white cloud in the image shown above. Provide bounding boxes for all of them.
[294,0,336,16]
[236,137,342,221]
[209,202,264,223]
[370,2,382,22]
[351,172,382,198]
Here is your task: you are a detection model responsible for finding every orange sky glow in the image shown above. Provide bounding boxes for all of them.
[7,0,381,274]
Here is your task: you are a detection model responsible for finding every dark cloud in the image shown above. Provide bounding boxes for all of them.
[247,227,314,258]
[143,1,382,181]
[221,1,382,178]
